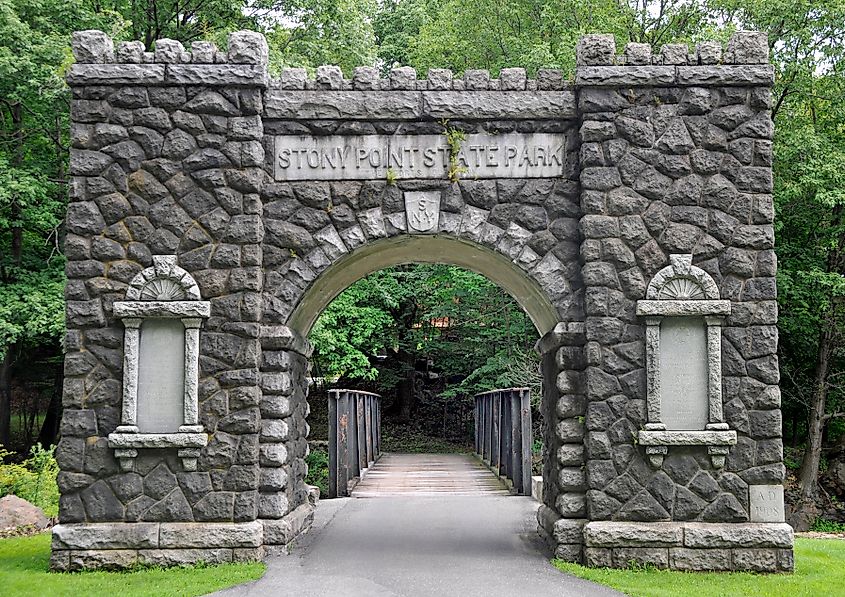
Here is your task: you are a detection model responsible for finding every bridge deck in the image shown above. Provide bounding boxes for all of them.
[351,452,510,497]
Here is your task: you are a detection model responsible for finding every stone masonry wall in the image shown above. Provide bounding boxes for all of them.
[57,28,790,572]
[55,30,271,570]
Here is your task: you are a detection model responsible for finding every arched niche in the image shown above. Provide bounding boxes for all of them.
[635,254,737,469]
[108,255,211,472]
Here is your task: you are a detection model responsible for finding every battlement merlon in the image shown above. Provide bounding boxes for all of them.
[68,30,772,90]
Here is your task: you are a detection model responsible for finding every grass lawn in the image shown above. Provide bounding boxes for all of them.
[555,537,845,597]
[1,532,265,597]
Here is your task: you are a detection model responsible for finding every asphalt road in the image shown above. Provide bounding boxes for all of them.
[214,494,623,597]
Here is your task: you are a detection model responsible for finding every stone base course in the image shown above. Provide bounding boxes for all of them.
[50,518,310,570]
[581,521,793,572]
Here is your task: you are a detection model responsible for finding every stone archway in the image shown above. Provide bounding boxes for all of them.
[287,235,562,337]
[53,28,792,573]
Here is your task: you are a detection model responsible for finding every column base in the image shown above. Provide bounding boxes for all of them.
[581,521,794,572]
[50,508,318,571]
[50,521,264,571]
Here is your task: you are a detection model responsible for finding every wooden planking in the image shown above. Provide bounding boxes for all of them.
[351,453,509,497]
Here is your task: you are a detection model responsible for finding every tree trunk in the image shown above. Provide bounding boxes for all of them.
[797,319,834,501]
[395,347,415,423]
[38,365,63,448]
[0,347,14,448]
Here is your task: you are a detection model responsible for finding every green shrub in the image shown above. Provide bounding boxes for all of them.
[811,517,845,533]
[305,448,329,496]
[0,445,59,517]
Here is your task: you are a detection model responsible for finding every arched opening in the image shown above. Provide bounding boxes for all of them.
[287,234,561,338]
[285,235,562,500]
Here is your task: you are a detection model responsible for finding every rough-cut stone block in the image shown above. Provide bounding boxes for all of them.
[228,31,269,65]
[426,68,452,90]
[577,34,616,66]
[264,91,421,120]
[389,66,417,90]
[669,547,732,571]
[733,548,778,572]
[576,66,675,86]
[154,39,184,63]
[676,65,774,86]
[315,65,343,90]
[116,41,145,64]
[422,91,577,120]
[554,543,584,562]
[553,518,586,544]
[583,522,683,547]
[69,549,138,570]
[696,41,722,65]
[52,523,159,549]
[624,43,651,65]
[499,68,527,90]
[191,41,216,64]
[278,68,307,90]
[159,521,262,548]
[72,30,114,63]
[139,548,234,566]
[683,523,793,548]
[584,547,611,567]
[166,65,266,86]
[352,66,379,90]
[725,31,768,64]
[612,547,669,569]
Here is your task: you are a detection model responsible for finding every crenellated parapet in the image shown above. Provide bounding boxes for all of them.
[69,30,269,87]
[69,30,771,92]
[575,32,773,88]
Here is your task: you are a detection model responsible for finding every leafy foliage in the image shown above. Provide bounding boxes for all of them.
[304,447,329,496]
[309,264,539,402]
[0,444,59,517]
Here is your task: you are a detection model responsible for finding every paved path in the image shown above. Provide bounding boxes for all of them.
[215,453,621,597]
[352,453,510,497]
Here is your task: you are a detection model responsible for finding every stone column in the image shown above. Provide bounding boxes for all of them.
[535,322,588,563]
[258,324,315,554]
[53,29,270,571]
[575,32,792,572]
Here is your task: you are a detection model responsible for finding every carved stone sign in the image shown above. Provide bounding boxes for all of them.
[659,317,709,431]
[405,191,440,232]
[750,485,785,522]
[273,133,566,180]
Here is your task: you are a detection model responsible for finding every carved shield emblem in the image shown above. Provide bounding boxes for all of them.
[405,191,441,233]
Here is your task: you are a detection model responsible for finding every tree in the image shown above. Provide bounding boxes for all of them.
[710,0,845,519]
[264,0,377,75]
[309,264,538,422]
[0,0,111,447]
[373,0,713,77]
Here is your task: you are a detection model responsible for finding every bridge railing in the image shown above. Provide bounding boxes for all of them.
[474,388,532,495]
[328,389,382,497]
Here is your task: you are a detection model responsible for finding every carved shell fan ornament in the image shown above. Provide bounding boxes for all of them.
[140,278,187,301]
[657,277,706,300]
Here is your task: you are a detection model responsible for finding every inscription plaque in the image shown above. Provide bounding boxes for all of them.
[750,484,785,522]
[659,317,709,430]
[274,133,565,180]
[405,191,440,232]
[137,318,185,433]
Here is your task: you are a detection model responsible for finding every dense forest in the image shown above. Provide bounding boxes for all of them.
[1,0,844,527]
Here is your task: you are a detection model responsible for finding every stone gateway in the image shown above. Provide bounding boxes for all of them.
[54,29,792,573]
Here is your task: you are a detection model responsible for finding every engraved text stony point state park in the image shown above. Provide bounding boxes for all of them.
[274,133,566,180]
